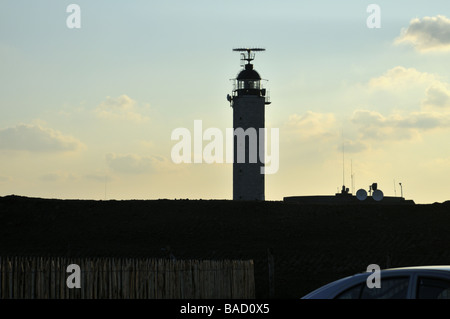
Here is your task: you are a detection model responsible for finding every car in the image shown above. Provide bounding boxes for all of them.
[301,266,450,299]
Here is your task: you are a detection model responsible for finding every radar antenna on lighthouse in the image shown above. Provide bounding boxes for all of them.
[232,48,266,66]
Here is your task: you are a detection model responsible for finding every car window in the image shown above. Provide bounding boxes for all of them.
[335,283,364,299]
[417,277,450,299]
[360,277,409,299]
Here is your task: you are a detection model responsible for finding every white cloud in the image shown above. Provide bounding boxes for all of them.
[422,82,450,109]
[395,15,450,52]
[0,124,85,152]
[368,66,437,90]
[285,111,336,140]
[353,66,450,144]
[351,109,450,141]
[95,95,150,122]
[366,66,450,111]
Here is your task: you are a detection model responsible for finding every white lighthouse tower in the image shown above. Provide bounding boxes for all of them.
[227,48,271,200]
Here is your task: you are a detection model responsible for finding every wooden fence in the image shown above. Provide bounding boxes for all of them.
[0,256,255,299]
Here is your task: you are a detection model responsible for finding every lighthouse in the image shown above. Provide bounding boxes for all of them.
[227,48,271,201]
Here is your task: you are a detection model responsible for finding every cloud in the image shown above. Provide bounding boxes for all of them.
[285,111,336,140]
[0,124,85,152]
[395,15,450,52]
[95,95,149,122]
[351,109,450,141]
[422,82,450,109]
[285,112,368,154]
[106,153,175,174]
[368,66,437,90]
[367,66,450,110]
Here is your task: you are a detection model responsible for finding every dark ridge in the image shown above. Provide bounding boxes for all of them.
[1,195,450,298]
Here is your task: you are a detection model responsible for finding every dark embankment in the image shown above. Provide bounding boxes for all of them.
[1,195,450,298]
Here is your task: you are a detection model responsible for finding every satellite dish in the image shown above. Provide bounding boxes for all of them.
[356,189,367,201]
[372,189,384,202]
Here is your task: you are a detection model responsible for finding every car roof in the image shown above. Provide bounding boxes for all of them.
[383,265,450,272]
[301,265,450,299]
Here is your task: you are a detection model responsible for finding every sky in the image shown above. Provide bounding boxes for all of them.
[1,1,450,204]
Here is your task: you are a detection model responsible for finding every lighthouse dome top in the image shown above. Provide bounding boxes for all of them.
[237,63,261,80]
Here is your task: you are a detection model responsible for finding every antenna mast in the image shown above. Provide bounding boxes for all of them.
[351,159,354,194]
[342,130,345,188]
[394,179,397,197]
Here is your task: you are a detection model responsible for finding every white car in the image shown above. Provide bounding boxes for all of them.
[301,266,450,299]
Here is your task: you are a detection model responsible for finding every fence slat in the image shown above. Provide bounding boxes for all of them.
[0,256,254,299]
